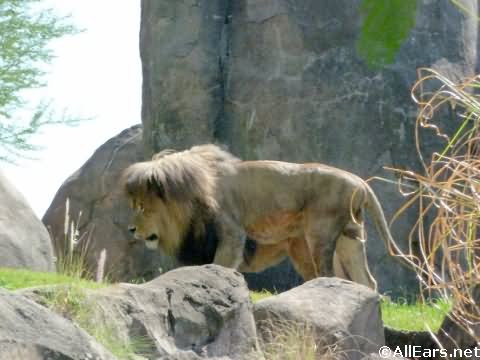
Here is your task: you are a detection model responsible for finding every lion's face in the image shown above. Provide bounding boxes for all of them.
[128,198,162,250]
[127,196,187,255]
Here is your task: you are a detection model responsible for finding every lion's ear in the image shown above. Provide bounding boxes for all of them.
[147,178,165,199]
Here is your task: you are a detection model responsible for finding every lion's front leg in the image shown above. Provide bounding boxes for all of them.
[213,214,246,269]
[214,237,245,269]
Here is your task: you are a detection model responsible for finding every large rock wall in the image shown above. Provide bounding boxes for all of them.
[140,0,478,293]
[140,0,227,151]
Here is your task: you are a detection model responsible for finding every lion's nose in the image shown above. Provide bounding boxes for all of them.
[128,226,136,234]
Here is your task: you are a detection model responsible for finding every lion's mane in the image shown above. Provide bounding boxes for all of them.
[123,144,239,209]
[122,144,240,263]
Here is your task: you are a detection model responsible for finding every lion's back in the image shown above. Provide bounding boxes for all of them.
[221,160,365,215]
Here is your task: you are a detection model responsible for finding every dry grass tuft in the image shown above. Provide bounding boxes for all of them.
[251,319,341,360]
[388,68,480,340]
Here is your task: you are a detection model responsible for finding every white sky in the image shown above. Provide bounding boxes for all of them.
[2,1,142,218]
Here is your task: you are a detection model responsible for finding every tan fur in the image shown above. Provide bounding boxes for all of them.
[122,144,395,291]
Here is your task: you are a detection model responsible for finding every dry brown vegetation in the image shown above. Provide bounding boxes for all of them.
[388,68,480,345]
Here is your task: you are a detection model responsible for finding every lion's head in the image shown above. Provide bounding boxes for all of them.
[121,144,239,256]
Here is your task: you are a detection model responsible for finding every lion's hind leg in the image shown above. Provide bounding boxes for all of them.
[302,216,345,279]
[286,237,319,281]
[335,221,377,290]
[333,251,347,279]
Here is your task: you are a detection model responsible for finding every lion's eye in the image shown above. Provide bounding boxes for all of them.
[136,202,145,213]
[134,203,144,213]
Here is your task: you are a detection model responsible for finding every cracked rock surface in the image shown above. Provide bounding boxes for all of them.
[35,265,257,359]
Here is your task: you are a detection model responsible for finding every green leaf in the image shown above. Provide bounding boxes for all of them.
[357,0,417,68]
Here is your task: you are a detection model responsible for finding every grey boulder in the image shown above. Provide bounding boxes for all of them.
[0,170,54,271]
[0,288,115,360]
[32,265,257,360]
[254,277,384,360]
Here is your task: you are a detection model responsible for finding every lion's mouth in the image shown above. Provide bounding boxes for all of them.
[144,234,159,250]
[146,234,158,241]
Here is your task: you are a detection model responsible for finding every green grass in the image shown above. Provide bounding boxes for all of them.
[0,267,104,290]
[250,289,275,303]
[381,298,451,332]
[251,290,451,332]
[41,283,150,359]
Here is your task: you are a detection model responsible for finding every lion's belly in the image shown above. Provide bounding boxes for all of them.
[245,211,304,244]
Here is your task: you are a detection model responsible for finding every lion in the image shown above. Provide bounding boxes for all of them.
[122,144,396,291]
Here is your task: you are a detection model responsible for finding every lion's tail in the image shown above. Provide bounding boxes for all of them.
[364,183,403,258]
